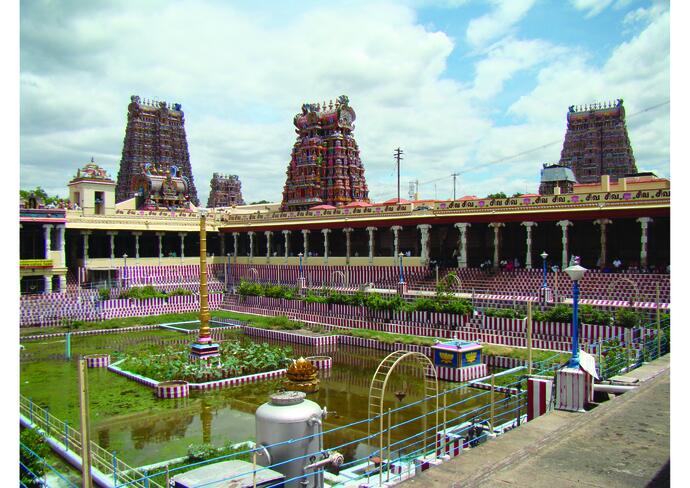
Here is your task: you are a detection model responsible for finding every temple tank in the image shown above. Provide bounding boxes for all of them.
[255,391,327,488]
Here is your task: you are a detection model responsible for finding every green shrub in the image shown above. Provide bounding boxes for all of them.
[98,287,110,300]
[615,308,641,328]
[168,288,193,297]
[20,428,50,487]
[118,285,167,300]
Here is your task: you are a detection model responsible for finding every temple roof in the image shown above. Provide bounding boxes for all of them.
[69,158,115,184]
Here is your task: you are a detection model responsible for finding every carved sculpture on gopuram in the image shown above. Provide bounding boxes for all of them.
[130,163,191,210]
[115,95,199,205]
[559,99,637,184]
[280,95,369,211]
[207,173,245,207]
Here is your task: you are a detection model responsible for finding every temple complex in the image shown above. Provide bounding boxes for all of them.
[559,100,637,184]
[115,95,199,206]
[280,95,369,211]
[207,173,245,207]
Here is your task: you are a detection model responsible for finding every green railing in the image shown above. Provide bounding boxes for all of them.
[20,394,163,487]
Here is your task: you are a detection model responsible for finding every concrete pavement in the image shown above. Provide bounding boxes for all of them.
[404,355,670,488]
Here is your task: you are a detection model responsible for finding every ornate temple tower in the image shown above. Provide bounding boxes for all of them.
[115,95,199,205]
[207,173,245,207]
[559,99,637,184]
[280,95,369,211]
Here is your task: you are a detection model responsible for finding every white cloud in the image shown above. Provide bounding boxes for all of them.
[570,0,614,18]
[19,0,670,205]
[466,0,536,48]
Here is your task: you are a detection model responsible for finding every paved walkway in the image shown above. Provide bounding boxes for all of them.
[404,355,670,488]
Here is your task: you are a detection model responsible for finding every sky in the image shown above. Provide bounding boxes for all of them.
[19,0,671,205]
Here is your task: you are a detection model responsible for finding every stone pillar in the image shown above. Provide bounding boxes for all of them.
[248,231,255,262]
[232,232,239,264]
[58,275,66,293]
[155,232,165,264]
[366,227,377,264]
[454,223,471,268]
[265,231,273,259]
[56,225,66,267]
[391,226,402,257]
[488,223,505,268]
[43,224,53,259]
[322,229,331,264]
[593,219,612,269]
[106,231,118,260]
[178,232,187,259]
[521,222,537,269]
[417,224,432,265]
[44,275,52,294]
[637,217,653,268]
[302,229,310,260]
[343,228,353,264]
[81,231,91,266]
[132,232,142,262]
[556,220,573,269]
[282,230,291,263]
[219,234,226,257]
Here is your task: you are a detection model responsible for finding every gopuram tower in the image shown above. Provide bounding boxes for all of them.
[115,95,199,205]
[559,99,637,184]
[280,95,369,211]
[207,173,245,207]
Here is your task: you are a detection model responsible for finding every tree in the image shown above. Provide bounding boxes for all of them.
[486,192,507,199]
[249,200,270,205]
[20,186,65,205]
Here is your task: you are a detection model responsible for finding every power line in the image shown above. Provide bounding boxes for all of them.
[394,147,403,203]
[417,99,670,187]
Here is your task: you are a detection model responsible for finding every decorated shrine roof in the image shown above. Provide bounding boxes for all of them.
[69,158,115,184]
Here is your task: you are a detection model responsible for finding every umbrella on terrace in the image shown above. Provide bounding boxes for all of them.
[310,204,337,210]
[382,197,411,205]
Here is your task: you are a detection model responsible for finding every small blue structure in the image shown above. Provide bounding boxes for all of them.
[431,340,482,369]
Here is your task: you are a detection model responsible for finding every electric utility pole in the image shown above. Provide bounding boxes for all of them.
[451,172,459,201]
[394,148,404,203]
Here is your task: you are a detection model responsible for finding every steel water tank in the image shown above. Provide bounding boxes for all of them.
[255,391,327,488]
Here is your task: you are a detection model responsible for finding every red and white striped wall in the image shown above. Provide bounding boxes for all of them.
[527,377,553,421]
[85,354,110,368]
[433,364,488,382]
[155,381,189,399]
[556,368,593,412]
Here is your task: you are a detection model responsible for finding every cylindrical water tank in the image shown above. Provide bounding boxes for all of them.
[255,391,326,488]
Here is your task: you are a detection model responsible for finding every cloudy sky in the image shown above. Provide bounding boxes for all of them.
[19,0,670,205]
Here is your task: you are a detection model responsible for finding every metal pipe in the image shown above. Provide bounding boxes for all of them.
[593,384,637,394]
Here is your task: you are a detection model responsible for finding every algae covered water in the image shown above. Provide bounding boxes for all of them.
[20,329,519,468]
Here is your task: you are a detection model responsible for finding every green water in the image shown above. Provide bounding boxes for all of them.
[20,330,520,469]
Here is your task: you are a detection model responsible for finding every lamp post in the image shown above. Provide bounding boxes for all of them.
[298,252,304,279]
[122,254,128,288]
[226,253,231,290]
[540,251,548,289]
[398,252,405,284]
[298,252,306,294]
[564,259,587,368]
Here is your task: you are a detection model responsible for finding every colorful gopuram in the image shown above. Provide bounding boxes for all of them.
[280,95,369,211]
[207,173,245,207]
[115,95,199,206]
[559,99,637,184]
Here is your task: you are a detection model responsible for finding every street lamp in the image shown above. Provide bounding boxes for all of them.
[122,253,128,288]
[540,251,548,289]
[398,252,405,284]
[298,252,304,279]
[564,259,587,368]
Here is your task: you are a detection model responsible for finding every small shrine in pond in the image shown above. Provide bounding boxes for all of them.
[432,340,483,369]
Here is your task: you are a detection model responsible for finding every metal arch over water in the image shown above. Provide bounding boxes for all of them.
[367,350,439,485]
[605,277,639,303]
[245,267,259,282]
